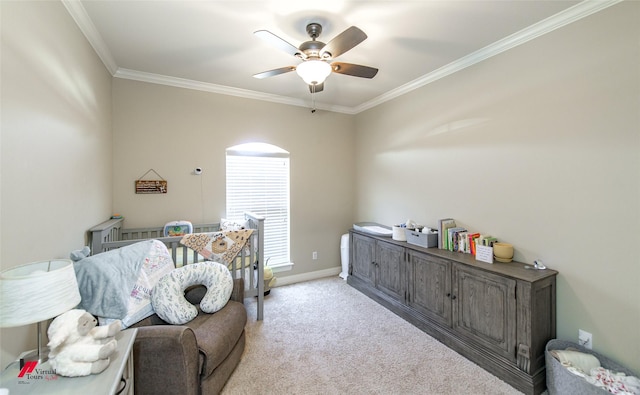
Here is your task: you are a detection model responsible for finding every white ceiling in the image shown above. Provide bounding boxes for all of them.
[64,1,616,114]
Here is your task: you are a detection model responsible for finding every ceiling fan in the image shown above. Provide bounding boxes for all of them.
[253,23,378,93]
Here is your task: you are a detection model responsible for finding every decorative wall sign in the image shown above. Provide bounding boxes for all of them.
[135,169,167,194]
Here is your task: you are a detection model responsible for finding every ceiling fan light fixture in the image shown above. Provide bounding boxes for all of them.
[296,60,332,85]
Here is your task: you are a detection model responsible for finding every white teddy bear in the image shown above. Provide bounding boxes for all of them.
[47,309,121,377]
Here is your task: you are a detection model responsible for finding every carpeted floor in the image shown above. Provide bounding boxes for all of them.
[221,276,524,395]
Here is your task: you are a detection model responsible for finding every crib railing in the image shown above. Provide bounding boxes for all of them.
[119,223,220,241]
[88,217,125,254]
[87,212,265,320]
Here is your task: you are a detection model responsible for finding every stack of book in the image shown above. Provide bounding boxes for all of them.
[437,218,498,255]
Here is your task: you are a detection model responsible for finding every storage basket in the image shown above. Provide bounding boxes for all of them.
[545,339,638,395]
[404,229,437,248]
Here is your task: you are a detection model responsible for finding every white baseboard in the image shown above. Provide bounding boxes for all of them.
[273,266,342,287]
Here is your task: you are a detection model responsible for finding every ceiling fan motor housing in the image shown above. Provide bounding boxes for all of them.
[299,40,326,58]
[300,23,328,59]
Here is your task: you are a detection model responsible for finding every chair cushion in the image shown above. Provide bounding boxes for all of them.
[152,262,233,325]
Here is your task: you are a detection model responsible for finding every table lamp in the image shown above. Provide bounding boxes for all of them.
[0,259,81,363]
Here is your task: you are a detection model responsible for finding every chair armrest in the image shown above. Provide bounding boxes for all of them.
[231,278,244,302]
[133,326,200,395]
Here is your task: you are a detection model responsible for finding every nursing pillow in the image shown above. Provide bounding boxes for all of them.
[151,261,233,325]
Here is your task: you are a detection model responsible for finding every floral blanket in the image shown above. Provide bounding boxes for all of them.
[180,229,253,265]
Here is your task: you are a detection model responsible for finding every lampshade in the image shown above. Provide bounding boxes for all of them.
[0,259,81,328]
[296,60,332,85]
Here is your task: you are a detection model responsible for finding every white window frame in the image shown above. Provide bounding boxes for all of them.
[226,143,292,271]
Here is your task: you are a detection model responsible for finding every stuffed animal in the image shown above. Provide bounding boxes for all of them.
[47,309,121,377]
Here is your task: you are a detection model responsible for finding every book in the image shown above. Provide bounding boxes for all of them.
[447,227,466,252]
[456,230,472,253]
[444,225,457,250]
[438,218,455,250]
[482,236,498,247]
[467,233,480,255]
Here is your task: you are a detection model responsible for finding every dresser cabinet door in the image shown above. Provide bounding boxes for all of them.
[351,233,376,286]
[375,241,405,301]
[452,263,517,362]
[407,251,452,326]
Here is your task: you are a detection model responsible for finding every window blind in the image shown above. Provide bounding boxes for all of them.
[226,153,290,265]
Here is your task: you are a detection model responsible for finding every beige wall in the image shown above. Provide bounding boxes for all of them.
[112,79,356,278]
[2,0,638,377]
[0,1,113,368]
[354,2,639,373]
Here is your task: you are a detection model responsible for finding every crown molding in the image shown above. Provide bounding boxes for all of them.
[65,0,621,115]
[113,68,354,114]
[61,0,118,75]
[353,0,623,114]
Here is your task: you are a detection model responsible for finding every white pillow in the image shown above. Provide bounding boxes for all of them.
[151,261,233,325]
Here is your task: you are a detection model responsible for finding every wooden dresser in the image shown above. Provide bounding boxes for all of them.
[348,230,557,395]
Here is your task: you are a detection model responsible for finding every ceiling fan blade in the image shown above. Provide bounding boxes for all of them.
[254,30,306,59]
[331,62,378,78]
[320,26,367,59]
[308,83,324,93]
[253,66,296,79]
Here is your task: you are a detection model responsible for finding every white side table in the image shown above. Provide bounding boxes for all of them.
[0,328,137,395]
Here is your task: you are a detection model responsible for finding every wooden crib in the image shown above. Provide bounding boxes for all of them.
[87,212,265,320]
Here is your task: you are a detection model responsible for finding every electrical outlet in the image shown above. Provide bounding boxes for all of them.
[578,329,593,349]
[312,251,318,260]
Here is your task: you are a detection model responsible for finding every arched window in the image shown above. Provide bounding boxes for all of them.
[226,143,290,266]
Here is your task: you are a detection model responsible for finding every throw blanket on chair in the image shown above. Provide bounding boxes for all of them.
[73,240,174,327]
[180,229,253,265]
